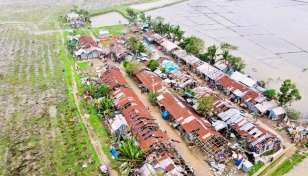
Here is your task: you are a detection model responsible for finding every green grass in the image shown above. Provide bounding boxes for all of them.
[87,105,120,171]
[249,162,264,176]
[61,28,120,171]
[94,24,125,36]
[269,153,307,176]
[91,6,138,19]
[78,62,89,70]
[259,155,284,176]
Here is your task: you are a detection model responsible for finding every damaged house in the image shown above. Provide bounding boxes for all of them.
[109,42,133,60]
[101,68,194,175]
[74,36,103,59]
[218,108,281,155]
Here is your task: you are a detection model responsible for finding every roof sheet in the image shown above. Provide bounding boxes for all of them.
[136,71,164,92]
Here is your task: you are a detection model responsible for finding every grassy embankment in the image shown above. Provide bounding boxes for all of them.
[267,153,307,176]
[61,28,121,170]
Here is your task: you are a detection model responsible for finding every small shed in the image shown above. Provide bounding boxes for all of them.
[268,107,286,120]
[241,160,253,173]
[99,31,110,39]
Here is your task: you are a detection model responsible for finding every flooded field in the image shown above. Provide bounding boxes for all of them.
[90,12,129,27]
[146,0,308,113]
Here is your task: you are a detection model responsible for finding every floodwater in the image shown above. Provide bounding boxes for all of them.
[146,0,308,114]
[90,12,129,27]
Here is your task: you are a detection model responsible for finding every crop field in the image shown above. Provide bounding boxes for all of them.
[0,0,165,175]
[0,21,104,175]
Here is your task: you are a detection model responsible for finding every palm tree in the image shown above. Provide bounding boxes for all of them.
[100,96,114,116]
[220,42,238,50]
[229,56,246,72]
[163,22,173,39]
[118,137,145,175]
[172,25,185,42]
[217,50,231,64]
[94,96,115,116]
[207,45,217,60]
[156,21,164,34]
[83,83,95,95]
[98,84,110,97]
[146,15,152,28]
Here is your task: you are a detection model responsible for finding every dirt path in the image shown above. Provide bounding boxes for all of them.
[58,28,119,176]
[108,61,213,176]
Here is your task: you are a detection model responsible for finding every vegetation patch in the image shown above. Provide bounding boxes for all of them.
[77,62,89,71]
[269,153,306,176]
[249,162,264,176]
[94,24,125,36]
[91,6,138,19]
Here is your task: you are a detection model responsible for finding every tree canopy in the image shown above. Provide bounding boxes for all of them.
[179,35,205,55]
[123,60,140,76]
[118,137,145,165]
[83,83,110,98]
[147,92,159,105]
[278,79,301,107]
[93,96,114,116]
[147,60,160,71]
[197,96,214,116]
[126,37,147,53]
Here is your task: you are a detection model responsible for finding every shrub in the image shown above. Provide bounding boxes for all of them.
[285,107,302,120]
[264,89,276,99]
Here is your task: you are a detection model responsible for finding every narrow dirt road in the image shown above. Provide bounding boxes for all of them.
[58,29,119,176]
[108,61,213,176]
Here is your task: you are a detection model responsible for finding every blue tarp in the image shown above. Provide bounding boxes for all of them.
[162,61,181,73]
[185,92,193,97]
[162,110,169,120]
[143,36,154,44]
[110,148,119,159]
[235,159,242,166]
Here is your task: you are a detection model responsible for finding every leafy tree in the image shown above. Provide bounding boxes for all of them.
[179,36,204,55]
[264,89,276,99]
[139,11,146,22]
[124,61,140,76]
[228,56,246,72]
[199,53,209,62]
[163,22,173,38]
[278,79,302,107]
[147,92,159,105]
[67,42,76,50]
[147,60,160,71]
[160,67,166,73]
[285,107,302,120]
[169,25,185,42]
[126,8,136,18]
[197,96,214,116]
[146,15,152,27]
